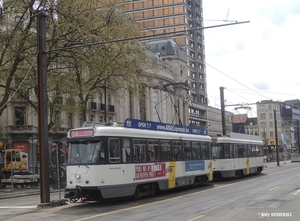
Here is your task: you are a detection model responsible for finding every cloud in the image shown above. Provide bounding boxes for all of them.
[251,82,270,91]
[203,0,300,113]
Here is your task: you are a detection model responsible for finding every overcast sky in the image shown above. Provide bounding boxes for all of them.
[203,0,300,117]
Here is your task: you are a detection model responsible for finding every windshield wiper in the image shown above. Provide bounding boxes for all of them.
[71,155,89,168]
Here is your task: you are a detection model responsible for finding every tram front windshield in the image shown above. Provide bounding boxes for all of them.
[68,140,104,165]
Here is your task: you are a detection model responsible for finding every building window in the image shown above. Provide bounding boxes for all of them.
[99,93,103,104]
[68,113,73,128]
[79,113,84,127]
[54,110,60,127]
[260,122,266,128]
[269,113,272,119]
[270,131,274,137]
[15,107,26,126]
[259,105,265,110]
[269,121,273,128]
[108,95,111,105]
[260,113,266,119]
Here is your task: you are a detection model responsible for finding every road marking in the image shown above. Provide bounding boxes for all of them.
[293,189,300,195]
[0,206,37,209]
[74,166,300,221]
[269,186,278,191]
[187,214,205,221]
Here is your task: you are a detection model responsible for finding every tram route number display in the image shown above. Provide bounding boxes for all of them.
[135,163,166,180]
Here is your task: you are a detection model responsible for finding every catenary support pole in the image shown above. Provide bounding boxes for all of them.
[274,110,280,166]
[220,87,226,136]
[37,10,50,203]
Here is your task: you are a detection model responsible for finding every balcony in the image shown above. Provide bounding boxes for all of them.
[9,125,33,131]
[51,127,68,133]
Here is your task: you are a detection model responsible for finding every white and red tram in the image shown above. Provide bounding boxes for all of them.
[211,132,264,179]
[64,118,212,202]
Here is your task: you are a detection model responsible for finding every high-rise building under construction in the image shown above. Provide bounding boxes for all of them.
[125,0,208,128]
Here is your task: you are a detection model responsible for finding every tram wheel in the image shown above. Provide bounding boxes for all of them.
[257,167,262,174]
[133,187,140,199]
[235,170,242,178]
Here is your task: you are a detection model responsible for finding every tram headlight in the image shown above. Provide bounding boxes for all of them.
[75,174,81,180]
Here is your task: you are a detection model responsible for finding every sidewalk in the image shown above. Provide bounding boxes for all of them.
[264,160,291,168]
[0,185,61,200]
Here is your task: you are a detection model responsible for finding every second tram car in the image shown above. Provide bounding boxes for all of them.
[211,132,264,179]
[64,118,212,202]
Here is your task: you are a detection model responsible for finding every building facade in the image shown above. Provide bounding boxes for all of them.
[125,0,208,128]
[256,100,283,149]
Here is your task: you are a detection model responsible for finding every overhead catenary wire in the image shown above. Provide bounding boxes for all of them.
[206,62,270,101]
[47,21,250,53]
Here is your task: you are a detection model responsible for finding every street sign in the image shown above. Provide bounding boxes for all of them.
[51,148,65,165]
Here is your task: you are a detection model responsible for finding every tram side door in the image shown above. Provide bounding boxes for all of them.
[122,139,132,184]
[168,161,176,189]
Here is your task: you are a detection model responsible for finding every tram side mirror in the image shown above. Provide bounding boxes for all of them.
[122,148,126,163]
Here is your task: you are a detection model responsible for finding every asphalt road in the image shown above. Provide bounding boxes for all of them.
[1,160,299,221]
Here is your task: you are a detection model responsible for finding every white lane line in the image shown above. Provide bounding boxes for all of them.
[0,206,37,209]
[293,189,300,195]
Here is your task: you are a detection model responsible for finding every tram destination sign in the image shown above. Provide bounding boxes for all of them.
[124,118,207,135]
[69,129,94,138]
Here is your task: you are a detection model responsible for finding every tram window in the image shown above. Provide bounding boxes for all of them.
[160,140,171,161]
[0,154,3,168]
[183,141,191,160]
[148,139,159,162]
[212,145,222,159]
[251,145,260,157]
[133,139,146,162]
[259,146,263,156]
[108,138,120,163]
[91,142,102,163]
[78,141,105,164]
[237,144,246,157]
[192,142,201,160]
[249,145,254,157]
[224,144,230,158]
[201,142,209,159]
[245,145,250,157]
[172,141,182,160]
[15,152,21,162]
[6,152,11,163]
[122,138,132,163]
[230,144,235,158]
[234,144,238,158]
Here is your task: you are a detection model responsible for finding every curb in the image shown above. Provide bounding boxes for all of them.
[0,188,61,200]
